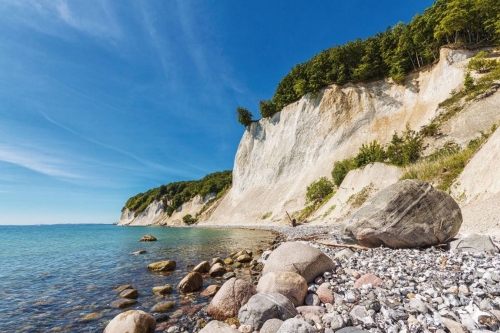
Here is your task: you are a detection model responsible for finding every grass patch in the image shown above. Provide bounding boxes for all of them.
[347,185,373,209]
[297,191,336,222]
[323,205,337,218]
[401,131,493,191]
[261,212,272,219]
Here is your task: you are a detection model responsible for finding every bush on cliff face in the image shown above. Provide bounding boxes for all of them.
[236,107,253,127]
[182,214,197,225]
[306,177,334,204]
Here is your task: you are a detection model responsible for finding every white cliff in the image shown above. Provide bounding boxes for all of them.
[202,48,476,226]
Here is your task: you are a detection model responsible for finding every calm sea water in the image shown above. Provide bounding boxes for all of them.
[0,224,276,333]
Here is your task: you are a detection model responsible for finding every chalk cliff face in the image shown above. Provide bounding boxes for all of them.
[203,48,476,225]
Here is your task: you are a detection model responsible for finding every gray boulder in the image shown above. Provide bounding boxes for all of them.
[257,271,308,306]
[262,242,335,283]
[206,278,256,320]
[238,292,298,330]
[104,310,155,333]
[341,179,462,248]
[276,318,315,333]
[449,234,499,253]
[260,319,284,333]
[199,320,239,333]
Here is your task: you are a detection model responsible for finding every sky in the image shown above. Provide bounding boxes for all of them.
[0,0,435,225]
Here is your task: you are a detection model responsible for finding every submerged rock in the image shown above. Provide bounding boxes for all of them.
[152,284,172,295]
[111,298,138,309]
[119,288,138,299]
[193,261,211,273]
[341,179,462,248]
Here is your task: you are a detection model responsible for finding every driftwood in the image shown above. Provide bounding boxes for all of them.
[315,240,370,251]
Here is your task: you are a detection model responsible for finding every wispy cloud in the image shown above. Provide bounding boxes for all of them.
[0,143,82,180]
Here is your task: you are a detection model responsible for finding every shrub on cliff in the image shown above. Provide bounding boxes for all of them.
[306,177,334,204]
[355,140,386,167]
[183,214,197,225]
[236,107,253,127]
[331,159,356,187]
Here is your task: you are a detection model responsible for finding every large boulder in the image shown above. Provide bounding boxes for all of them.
[238,292,298,330]
[276,318,315,333]
[103,310,156,333]
[206,278,256,320]
[199,320,239,333]
[262,242,335,283]
[257,271,308,306]
[340,179,462,248]
[178,272,203,293]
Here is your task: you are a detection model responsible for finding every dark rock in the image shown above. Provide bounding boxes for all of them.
[104,310,155,333]
[238,292,298,330]
[223,272,236,280]
[262,242,335,283]
[140,234,157,242]
[178,272,203,293]
[147,260,176,272]
[206,278,256,320]
[151,300,175,312]
[341,179,462,248]
[119,288,138,299]
[115,284,133,292]
[111,298,137,309]
[132,250,147,255]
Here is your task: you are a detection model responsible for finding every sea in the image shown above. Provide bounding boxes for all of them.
[0,224,276,333]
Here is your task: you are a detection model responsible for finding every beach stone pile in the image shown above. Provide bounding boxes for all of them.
[198,237,500,333]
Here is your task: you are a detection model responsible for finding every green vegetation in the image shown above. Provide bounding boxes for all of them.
[331,126,423,186]
[261,212,272,219]
[239,0,500,120]
[182,214,197,225]
[306,177,334,204]
[402,125,496,190]
[236,107,253,127]
[125,170,232,217]
[348,185,374,209]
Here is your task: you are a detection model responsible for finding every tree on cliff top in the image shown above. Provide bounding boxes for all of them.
[236,107,253,127]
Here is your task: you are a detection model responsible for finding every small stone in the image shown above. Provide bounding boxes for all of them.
[353,273,383,288]
[211,257,224,266]
[104,310,155,333]
[178,272,203,293]
[200,285,220,297]
[224,258,234,265]
[132,250,147,255]
[223,272,236,280]
[120,289,138,299]
[305,293,321,306]
[238,324,252,333]
[316,283,334,304]
[81,313,102,321]
[115,284,133,292]
[409,298,428,314]
[111,298,137,309]
[448,286,459,294]
[335,249,355,260]
[152,285,173,295]
[236,254,252,263]
[151,301,175,312]
[458,284,469,294]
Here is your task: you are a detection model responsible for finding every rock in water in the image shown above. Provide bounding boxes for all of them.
[104,310,155,333]
[178,272,203,293]
[262,242,335,283]
[340,179,462,248]
[206,278,256,320]
[238,292,298,330]
[140,234,157,242]
[147,260,176,272]
[193,260,211,273]
[257,271,308,306]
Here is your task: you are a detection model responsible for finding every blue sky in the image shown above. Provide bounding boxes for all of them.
[0,0,435,225]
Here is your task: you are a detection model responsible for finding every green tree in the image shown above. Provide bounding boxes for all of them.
[236,107,253,127]
[386,126,423,166]
[259,100,278,118]
[464,71,475,91]
[331,158,356,186]
[306,177,334,204]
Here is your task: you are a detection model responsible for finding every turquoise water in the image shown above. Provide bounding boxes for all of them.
[0,224,275,332]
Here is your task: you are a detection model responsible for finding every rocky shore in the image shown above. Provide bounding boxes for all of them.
[103,224,500,333]
[104,181,500,333]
